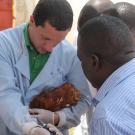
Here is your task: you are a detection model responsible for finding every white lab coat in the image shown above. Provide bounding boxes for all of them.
[0,24,92,135]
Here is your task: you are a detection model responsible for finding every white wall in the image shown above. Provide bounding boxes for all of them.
[66,0,89,43]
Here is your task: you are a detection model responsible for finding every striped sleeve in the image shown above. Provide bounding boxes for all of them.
[91,118,131,135]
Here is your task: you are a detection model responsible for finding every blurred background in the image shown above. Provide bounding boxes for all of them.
[0,0,135,43]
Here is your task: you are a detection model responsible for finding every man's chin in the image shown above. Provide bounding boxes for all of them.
[40,50,51,54]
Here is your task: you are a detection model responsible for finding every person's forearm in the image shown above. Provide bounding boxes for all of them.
[0,93,38,134]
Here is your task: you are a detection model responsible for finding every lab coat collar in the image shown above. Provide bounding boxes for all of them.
[15,50,30,80]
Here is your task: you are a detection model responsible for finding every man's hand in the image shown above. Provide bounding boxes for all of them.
[29,109,58,124]
[47,124,63,135]
[29,126,50,135]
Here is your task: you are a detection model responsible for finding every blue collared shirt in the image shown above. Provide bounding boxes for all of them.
[90,58,135,135]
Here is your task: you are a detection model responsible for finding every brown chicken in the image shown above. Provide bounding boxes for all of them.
[29,83,81,112]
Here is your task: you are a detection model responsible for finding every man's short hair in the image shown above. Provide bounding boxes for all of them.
[77,0,113,31]
[88,0,113,12]
[78,15,133,64]
[103,2,135,32]
[78,5,100,31]
[33,0,73,30]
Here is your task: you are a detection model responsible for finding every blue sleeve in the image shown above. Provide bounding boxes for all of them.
[0,38,37,134]
[91,118,131,135]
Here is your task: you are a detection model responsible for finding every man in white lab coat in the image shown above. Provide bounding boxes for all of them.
[0,0,92,135]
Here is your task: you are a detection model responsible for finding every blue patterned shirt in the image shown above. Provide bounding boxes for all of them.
[90,58,135,135]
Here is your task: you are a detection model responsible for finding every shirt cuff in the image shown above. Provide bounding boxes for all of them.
[22,121,40,135]
[56,111,66,127]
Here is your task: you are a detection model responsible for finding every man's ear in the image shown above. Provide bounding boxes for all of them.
[29,16,36,26]
[91,54,100,70]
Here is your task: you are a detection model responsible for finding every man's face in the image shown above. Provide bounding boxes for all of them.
[29,21,70,54]
[77,44,99,88]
